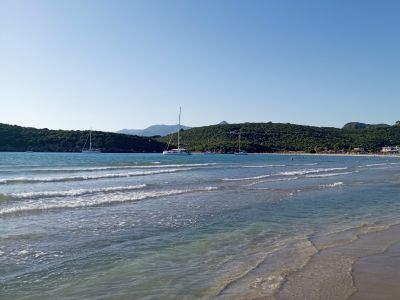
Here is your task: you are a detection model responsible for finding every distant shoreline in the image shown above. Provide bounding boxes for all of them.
[259,152,400,158]
[193,151,400,158]
[2,150,400,158]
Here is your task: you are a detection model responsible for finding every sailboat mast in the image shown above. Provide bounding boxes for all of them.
[238,132,241,152]
[89,130,92,151]
[178,107,181,150]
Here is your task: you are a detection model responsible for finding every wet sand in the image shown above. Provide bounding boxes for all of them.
[350,242,400,300]
[215,222,400,300]
[275,222,400,300]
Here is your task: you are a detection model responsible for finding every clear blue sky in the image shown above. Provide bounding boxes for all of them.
[1,0,399,131]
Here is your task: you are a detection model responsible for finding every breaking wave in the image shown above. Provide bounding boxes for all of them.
[222,174,271,181]
[320,182,344,188]
[0,163,216,173]
[0,168,192,185]
[364,163,387,167]
[278,167,348,176]
[306,171,354,178]
[222,168,348,181]
[0,187,218,215]
[6,184,147,199]
[240,164,286,168]
[243,177,299,187]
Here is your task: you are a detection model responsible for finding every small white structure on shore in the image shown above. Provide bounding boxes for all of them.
[381,146,400,153]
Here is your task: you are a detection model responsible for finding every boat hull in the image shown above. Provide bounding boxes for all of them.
[234,151,248,155]
[162,149,191,155]
[82,149,101,153]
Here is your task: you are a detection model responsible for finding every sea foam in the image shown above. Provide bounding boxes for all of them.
[0,163,215,173]
[306,172,354,178]
[0,187,217,215]
[364,163,388,167]
[7,184,147,199]
[278,167,348,176]
[240,164,286,168]
[320,182,344,188]
[0,168,192,184]
[222,174,271,181]
[223,167,348,181]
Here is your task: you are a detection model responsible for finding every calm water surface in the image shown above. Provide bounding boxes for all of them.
[1,153,400,299]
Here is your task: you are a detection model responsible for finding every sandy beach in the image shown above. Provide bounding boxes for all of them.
[275,222,400,299]
[350,228,400,299]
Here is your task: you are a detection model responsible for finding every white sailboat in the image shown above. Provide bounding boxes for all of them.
[163,107,191,155]
[234,132,248,155]
[82,130,101,153]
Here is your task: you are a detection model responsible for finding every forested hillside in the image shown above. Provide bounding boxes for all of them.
[0,123,166,152]
[2,122,400,153]
[159,122,400,153]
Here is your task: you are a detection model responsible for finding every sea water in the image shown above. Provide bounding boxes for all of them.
[1,152,400,299]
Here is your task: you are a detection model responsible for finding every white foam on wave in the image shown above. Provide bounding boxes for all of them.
[222,174,271,181]
[243,180,267,186]
[6,163,216,173]
[243,177,299,187]
[278,167,348,176]
[204,186,218,191]
[0,187,218,215]
[306,171,354,178]
[241,164,286,168]
[0,168,192,184]
[16,249,29,256]
[222,167,348,182]
[270,177,300,182]
[320,182,344,188]
[8,184,147,199]
[363,163,388,167]
[115,163,215,169]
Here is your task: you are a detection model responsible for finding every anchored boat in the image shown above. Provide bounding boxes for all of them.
[163,107,191,155]
[82,129,101,153]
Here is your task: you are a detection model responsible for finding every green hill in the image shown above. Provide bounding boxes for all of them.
[0,123,166,152]
[2,122,400,154]
[159,122,400,153]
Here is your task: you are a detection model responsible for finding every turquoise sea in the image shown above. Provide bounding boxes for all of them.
[1,152,400,299]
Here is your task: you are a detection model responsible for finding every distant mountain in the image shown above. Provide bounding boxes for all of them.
[117,124,191,137]
[218,121,229,125]
[342,122,390,129]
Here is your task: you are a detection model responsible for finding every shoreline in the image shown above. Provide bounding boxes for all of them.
[2,150,400,159]
[262,152,400,158]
